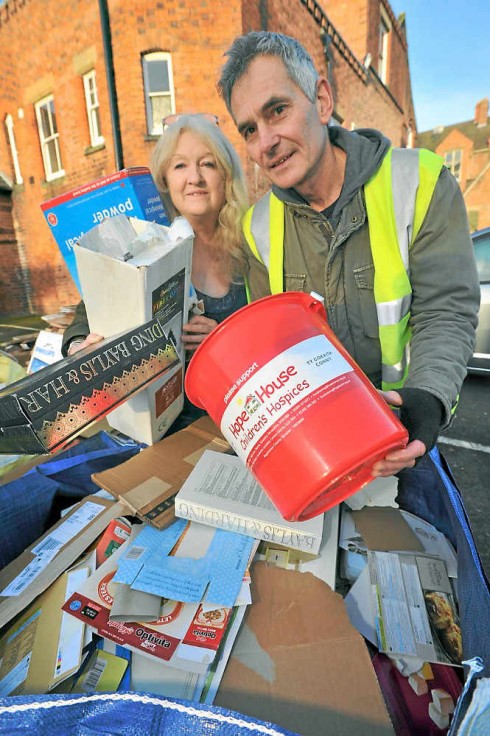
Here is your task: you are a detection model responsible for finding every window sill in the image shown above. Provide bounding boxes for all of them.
[44,171,66,184]
[84,142,106,156]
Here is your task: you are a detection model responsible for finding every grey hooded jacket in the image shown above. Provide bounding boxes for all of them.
[243,126,480,426]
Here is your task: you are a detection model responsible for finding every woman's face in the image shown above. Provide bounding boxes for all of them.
[165,130,226,224]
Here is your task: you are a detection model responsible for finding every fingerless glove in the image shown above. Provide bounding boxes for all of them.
[396,388,444,451]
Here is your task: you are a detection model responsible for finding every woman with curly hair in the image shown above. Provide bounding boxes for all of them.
[150,112,249,350]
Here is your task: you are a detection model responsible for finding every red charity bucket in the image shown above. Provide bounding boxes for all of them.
[185,292,408,521]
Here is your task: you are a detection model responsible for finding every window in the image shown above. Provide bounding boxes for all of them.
[142,51,175,136]
[378,8,391,84]
[35,95,64,181]
[444,149,462,182]
[83,70,104,147]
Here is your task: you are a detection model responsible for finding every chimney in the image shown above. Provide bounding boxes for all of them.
[475,98,489,126]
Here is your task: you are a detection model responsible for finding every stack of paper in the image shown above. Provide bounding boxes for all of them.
[61,518,257,701]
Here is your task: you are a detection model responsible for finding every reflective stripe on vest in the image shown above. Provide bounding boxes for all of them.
[242,147,444,390]
[243,190,284,294]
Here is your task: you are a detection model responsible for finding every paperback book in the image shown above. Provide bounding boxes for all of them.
[174,450,324,554]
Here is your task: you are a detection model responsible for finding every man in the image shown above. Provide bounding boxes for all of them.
[218,31,480,478]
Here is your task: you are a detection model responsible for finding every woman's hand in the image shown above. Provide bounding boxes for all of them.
[370,389,426,476]
[67,333,104,356]
[182,315,218,351]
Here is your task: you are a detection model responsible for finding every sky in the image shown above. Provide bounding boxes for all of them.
[389,0,490,132]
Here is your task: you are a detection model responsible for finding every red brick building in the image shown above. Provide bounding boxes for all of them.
[417,98,490,232]
[0,0,415,316]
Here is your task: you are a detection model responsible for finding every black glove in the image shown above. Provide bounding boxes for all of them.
[396,388,444,451]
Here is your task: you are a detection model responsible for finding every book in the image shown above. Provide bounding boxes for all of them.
[174,450,324,554]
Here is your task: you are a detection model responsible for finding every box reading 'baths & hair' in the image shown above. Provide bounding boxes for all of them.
[0,314,180,455]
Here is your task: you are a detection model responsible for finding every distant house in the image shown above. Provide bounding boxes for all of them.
[0,0,416,316]
[417,99,490,232]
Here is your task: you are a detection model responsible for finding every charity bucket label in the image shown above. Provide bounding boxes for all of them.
[220,334,354,470]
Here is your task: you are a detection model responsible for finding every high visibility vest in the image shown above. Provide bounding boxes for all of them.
[243,147,444,391]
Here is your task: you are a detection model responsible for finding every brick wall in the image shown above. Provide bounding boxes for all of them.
[0,0,113,316]
[0,0,415,316]
[324,0,369,63]
[0,189,31,314]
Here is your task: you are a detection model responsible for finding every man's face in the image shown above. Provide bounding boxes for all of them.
[230,55,332,195]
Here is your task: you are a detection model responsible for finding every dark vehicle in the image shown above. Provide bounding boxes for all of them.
[468,227,490,375]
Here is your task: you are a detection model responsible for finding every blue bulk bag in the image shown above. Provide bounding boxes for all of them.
[0,692,300,736]
[0,430,143,570]
[0,443,487,733]
[397,447,490,731]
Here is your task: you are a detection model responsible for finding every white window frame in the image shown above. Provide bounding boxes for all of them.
[83,70,104,147]
[378,6,391,84]
[35,95,64,181]
[142,51,175,136]
[444,149,462,182]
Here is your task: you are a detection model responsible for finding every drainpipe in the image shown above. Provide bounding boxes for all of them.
[98,0,124,170]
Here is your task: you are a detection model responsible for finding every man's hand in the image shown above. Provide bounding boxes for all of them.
[182,315,218,351]
[371,439,426,477]
[371,388,444,477]
[67,333,104,356]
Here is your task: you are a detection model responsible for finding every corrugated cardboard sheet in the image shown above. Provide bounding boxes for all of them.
[92,416,230,528]
[216,562,394,736]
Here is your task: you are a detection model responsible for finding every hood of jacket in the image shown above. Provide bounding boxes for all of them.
[271,126,391,216]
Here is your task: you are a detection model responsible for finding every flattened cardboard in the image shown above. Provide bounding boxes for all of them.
[92,416,230,528]
[351,507,424,552]
[0,314,181,454]
[0,564,89,694]
[0,495,123,630]
[216,562,394,736]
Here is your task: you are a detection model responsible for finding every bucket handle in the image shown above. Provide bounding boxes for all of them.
[308,291,327,317]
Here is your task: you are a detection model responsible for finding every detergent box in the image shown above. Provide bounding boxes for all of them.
[41,167,169,292]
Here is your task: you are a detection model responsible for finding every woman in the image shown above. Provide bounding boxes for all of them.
[151,113,248,350]
[61,113,249,426]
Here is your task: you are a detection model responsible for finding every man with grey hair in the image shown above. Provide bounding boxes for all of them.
[218,31,479,479]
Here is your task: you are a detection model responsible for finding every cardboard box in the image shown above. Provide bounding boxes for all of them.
[92,416,230,528]
[0,562,90,695]
[0,314,181,454]
[0,495,123,630]
[75,215,194,445]
[41,167,170,292]
[215,562,394,736]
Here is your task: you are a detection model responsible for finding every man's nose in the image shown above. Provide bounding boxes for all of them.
[257,125,279,155]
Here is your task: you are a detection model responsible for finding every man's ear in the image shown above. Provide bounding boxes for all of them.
[316,77,334,124]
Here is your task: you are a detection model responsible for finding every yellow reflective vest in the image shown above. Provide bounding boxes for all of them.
[243,147,444,391]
